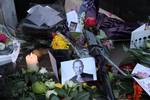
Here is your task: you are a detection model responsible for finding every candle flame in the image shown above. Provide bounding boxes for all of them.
[30,53,33,57]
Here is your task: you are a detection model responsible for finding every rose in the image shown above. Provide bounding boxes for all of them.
[0,33,8,42]
[84,17,96,27]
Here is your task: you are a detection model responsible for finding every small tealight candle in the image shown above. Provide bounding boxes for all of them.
[26,53,39,72]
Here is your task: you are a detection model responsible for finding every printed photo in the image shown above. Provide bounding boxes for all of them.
[69,21,77,32]
[61,57,97,84]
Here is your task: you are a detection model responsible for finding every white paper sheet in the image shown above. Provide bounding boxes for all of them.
[0,39,20,65]
[66,10,81,32]
[27,5,62,27]
[48,51,59,81]
[130,24,150,48]
[27,5,42,14]
[27,5,59,15]
[27,9,45,26]
[132,63,150,96]
[10,40,20,62]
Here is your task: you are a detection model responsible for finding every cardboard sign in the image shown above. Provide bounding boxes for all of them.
[130,24,150,48]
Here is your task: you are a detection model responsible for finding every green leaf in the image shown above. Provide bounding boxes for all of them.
[122,45,128,52]
[55,88,67,97]
[69,90,78,98]
[20,97,33,100]
[49,94,60,100]
[29,92,36,99]
[108,72,114,81]
[74,92,90,100]
[63,96,72,100]
[29,74,38,83]
[16,81,25,88]
[78,85,83,92]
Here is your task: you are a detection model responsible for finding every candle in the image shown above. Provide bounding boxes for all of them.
[26,53,39,72]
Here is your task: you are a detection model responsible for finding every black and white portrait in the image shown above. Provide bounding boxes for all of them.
[69,21,77,32]
[61,57,97,84]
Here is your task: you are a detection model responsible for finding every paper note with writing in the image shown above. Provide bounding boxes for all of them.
[132,63,150,96]
[130,24,150,48]
[48,51,59,81]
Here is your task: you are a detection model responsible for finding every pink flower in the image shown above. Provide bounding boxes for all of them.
[0,34,8,42]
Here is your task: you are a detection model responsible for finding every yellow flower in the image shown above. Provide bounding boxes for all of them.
[55,83,63,88]
[51,34,69,49]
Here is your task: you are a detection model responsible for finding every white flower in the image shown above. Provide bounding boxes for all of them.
[45,81,55,89]
[39,67,48,74]
[45,90,57,99]
[65,81,77,88]
[0,42,5,50]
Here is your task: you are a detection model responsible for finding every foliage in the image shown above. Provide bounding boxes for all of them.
[123,45,150,66]
[5,68,99,100]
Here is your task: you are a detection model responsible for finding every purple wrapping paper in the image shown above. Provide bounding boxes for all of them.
[97,13,139,39]
[80,0,139,39]
[86,0,96,18]
[79,0,96,18]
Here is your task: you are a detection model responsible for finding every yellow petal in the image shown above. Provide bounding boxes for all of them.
[55,83,63,88]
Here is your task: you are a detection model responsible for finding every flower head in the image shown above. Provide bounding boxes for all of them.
[65,81,77,89]
[55,83,63,88]
[0,33,8,42]
[51,34,69,49]
[39,67,48,74]
[84,17,96,27]
[46,90,57,99]
[45,80,55,89]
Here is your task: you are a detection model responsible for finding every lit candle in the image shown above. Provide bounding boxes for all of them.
[26,53,39,72]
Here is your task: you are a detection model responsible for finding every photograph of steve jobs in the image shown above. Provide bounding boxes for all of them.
[70,59,93,83]
[61,57,97,84]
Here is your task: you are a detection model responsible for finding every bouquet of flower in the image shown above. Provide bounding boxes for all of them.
[0,31,13,53]
[0,24,20,65]
[51,32,70,50]
[4,67,100,100]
